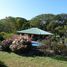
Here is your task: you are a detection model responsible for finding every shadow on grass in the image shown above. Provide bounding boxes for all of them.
[14,48,67,61]
[1,46,67,62]
[0,61,8,67]
[15,48,45,57]
[50,55,67,61]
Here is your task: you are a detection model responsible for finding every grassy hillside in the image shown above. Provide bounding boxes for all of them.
[0,51,67,67]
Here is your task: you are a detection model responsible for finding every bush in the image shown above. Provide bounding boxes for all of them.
[50,40,67,55]
[61,47,67,56]
[10,38,32,52]
[1,39,12,51]
[0,34,4,41]
[0,32,14,39]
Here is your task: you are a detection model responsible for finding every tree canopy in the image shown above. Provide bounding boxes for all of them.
[0,14,67,37]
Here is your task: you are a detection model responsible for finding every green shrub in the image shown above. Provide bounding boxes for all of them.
[0,32,14,39]
[0,34,4,41]
[51,41,67,55]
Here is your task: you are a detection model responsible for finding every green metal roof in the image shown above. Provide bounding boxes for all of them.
[17,28,53,35]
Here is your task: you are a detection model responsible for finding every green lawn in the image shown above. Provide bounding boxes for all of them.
[0,51,67,67]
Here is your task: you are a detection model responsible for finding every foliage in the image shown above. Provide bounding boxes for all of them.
[1,39,12,51]
[10,38,32,52]
[0,14,67,56]
[0,32,14,39]
[0,14,67,37]
[0,33,4,41]
[30,14,67,37]
[15,17,28,30]
[0,16,28,33]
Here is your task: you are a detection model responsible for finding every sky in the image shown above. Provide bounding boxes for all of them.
[0,0,67,20]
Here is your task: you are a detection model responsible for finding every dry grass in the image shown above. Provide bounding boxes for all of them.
[0,51,67,67]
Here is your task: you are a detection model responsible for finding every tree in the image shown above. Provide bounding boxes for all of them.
[15,17,28,30]
[0,16,28,32]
